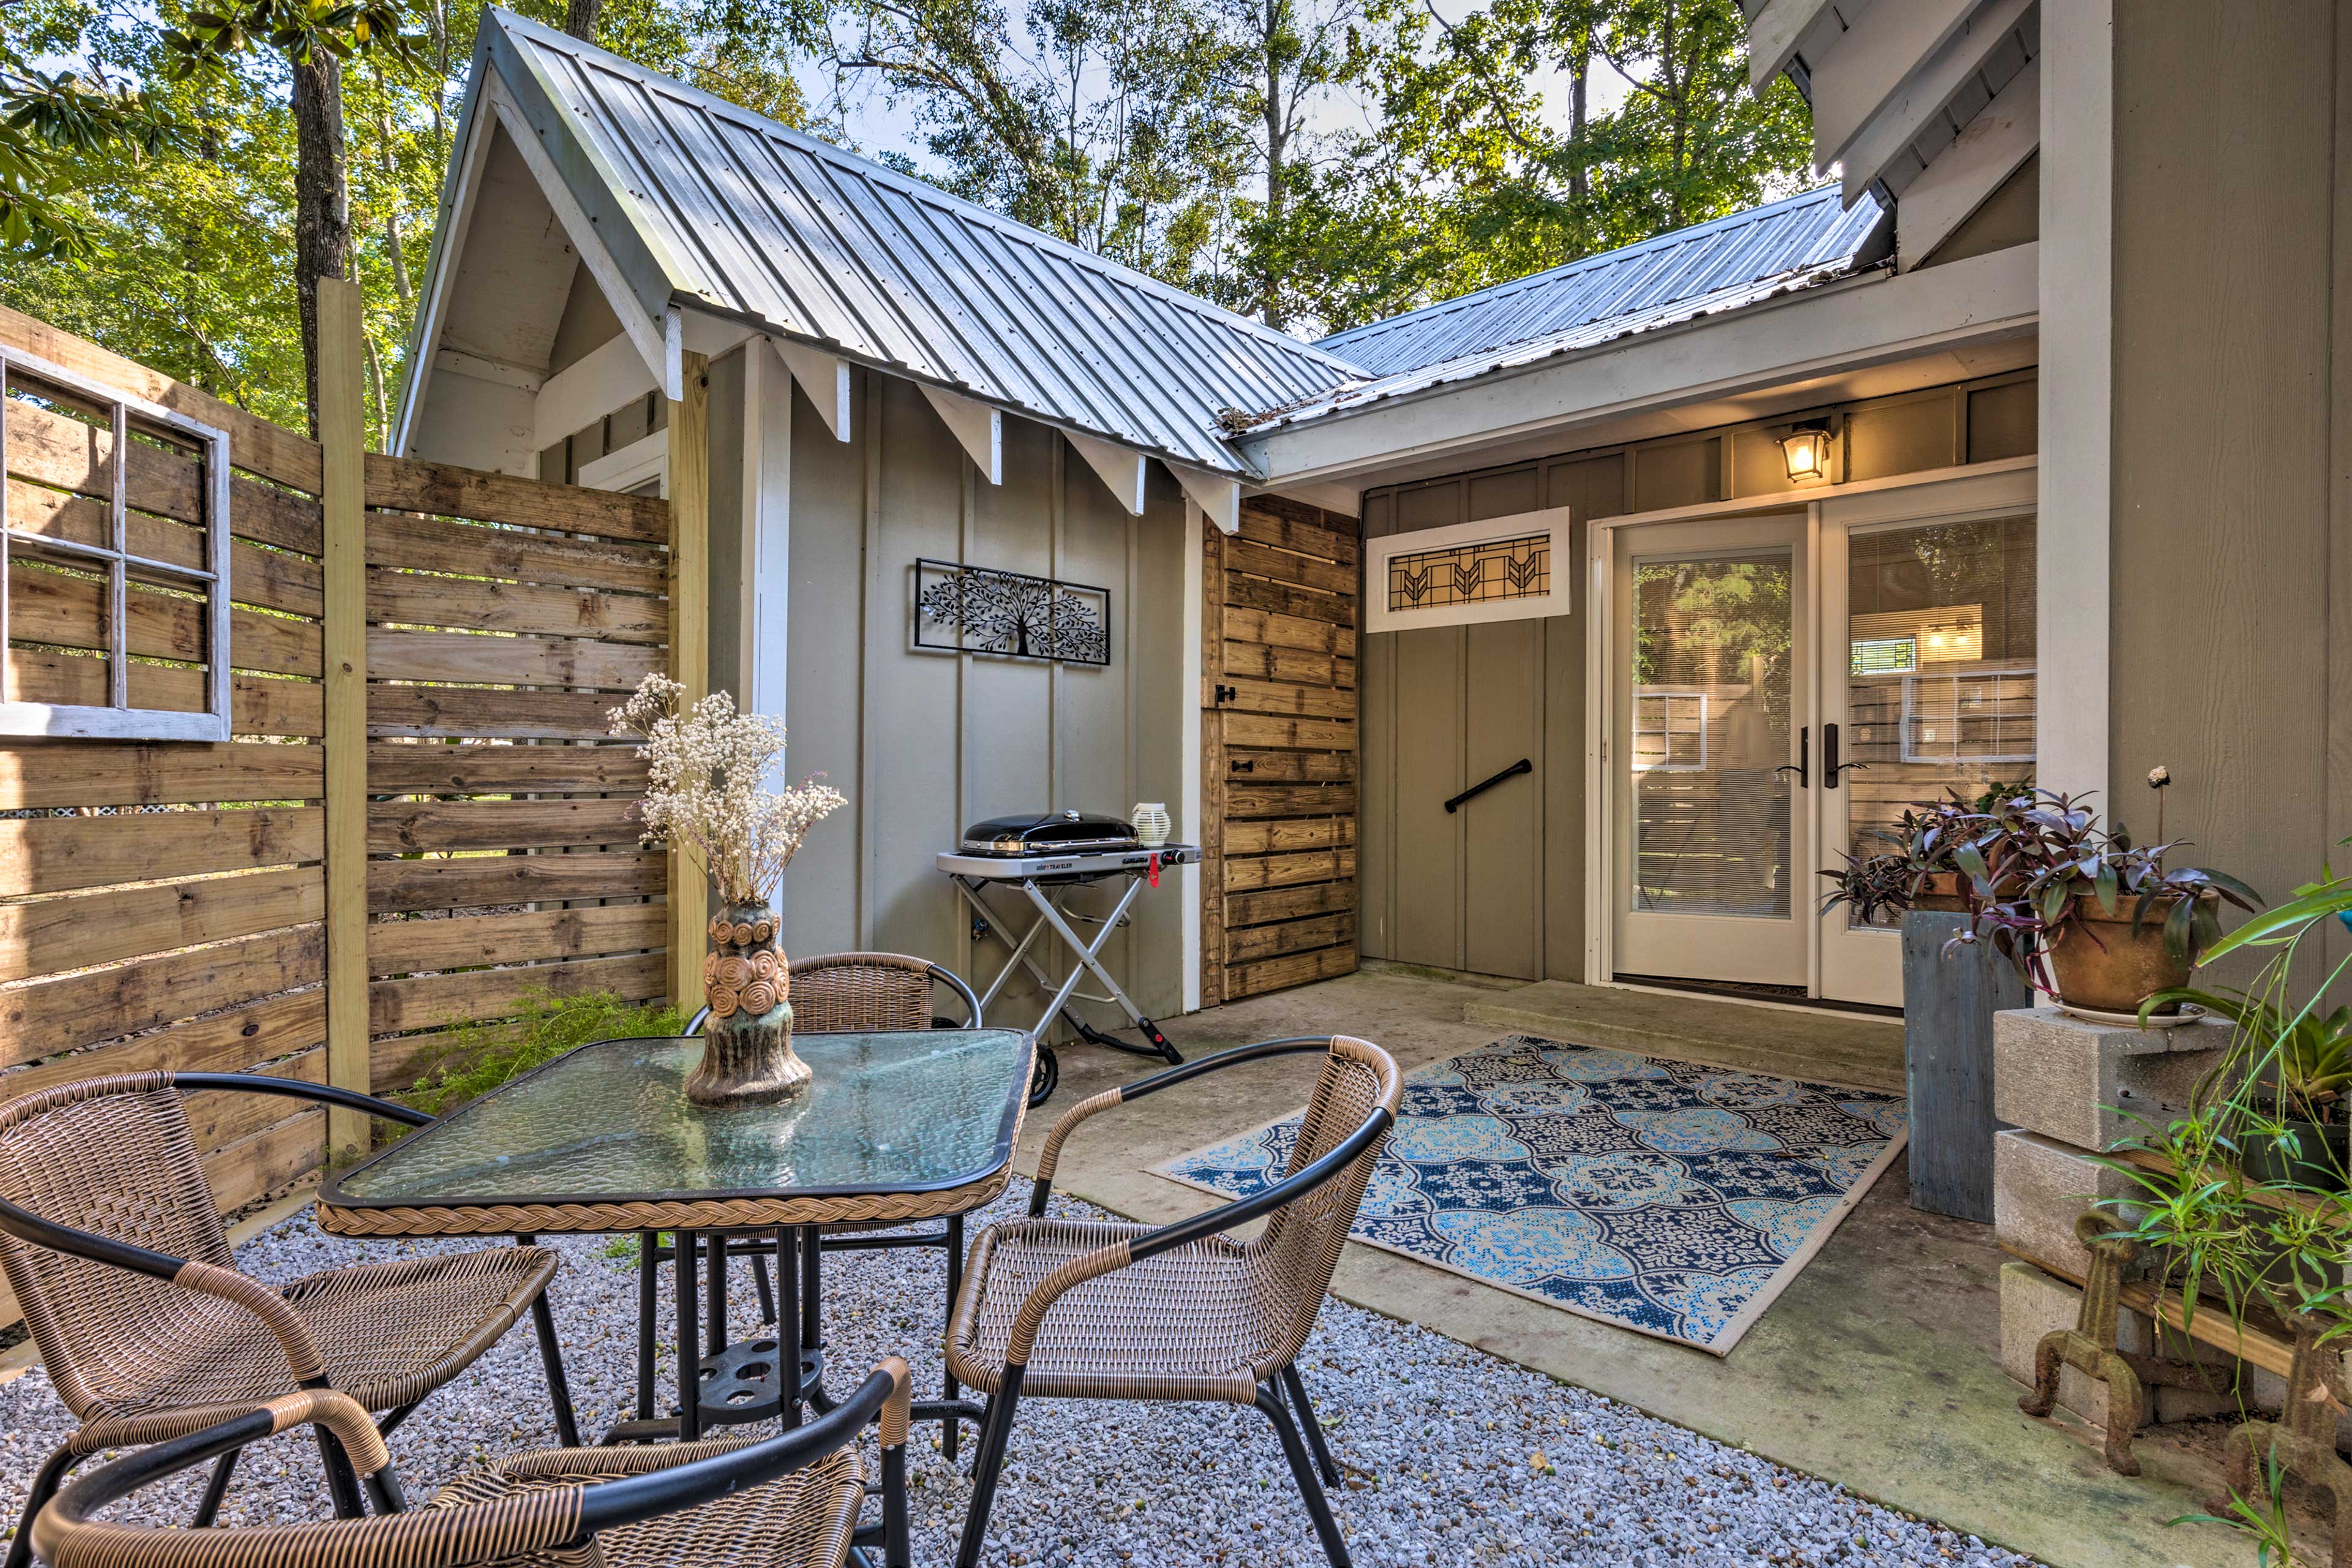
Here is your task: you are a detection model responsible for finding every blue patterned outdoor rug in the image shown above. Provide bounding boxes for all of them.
[1155,1036,1907,1355]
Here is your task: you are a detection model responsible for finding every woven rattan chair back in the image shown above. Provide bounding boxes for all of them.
[1245,1037,1400,1368]
[787,953,933,1033]
[0,1072,231,1418]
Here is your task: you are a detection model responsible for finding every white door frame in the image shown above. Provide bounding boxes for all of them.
[1583,456,2043,1000]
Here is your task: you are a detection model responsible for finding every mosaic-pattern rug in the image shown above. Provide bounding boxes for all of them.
[1155,1036,1907,1355]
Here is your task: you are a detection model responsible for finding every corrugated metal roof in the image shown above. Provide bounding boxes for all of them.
[1241,252,1882,435]
[480,9,1360,477]
[1313,186,1887,380]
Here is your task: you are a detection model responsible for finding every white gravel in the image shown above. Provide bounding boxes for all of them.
[1,1182,2040,1567]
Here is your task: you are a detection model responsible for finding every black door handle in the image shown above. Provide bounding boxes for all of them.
[1823,722,1869,788]
[1774,726,1809,788]
[1445,758,1532,813]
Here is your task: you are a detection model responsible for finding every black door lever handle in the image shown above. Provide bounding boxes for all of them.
[1774,726,1809,788]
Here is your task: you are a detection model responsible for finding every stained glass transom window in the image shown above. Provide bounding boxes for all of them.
[1387,532,1550,612]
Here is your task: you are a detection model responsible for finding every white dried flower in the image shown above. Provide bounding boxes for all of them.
[2147,766,2171,788]
[609,674,846,907]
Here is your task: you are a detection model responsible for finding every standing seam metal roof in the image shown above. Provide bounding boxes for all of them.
[483,9,1361,477]
[1313,186,1888,380]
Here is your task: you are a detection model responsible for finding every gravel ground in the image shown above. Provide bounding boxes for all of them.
[0,1182,2041,1567]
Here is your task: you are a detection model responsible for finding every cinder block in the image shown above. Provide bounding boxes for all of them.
[1999,1261,2239,1429]
[1995,1129,2143,1277]
[1993,1007,2234,1150]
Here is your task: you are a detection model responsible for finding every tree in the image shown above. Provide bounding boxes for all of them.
[161,0,417,433]
[1303,0,1812,333]
[814,0,1249,281]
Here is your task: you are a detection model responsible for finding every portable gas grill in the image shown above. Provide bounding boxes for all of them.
[938,810,1199,1106]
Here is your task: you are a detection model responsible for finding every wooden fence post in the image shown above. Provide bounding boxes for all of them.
[667,351,710,1016]
[318,276,371,1164]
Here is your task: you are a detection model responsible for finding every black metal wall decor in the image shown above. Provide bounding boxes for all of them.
[914,558,1112,665]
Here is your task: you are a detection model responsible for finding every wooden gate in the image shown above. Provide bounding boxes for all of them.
[1200,497,1359,1004]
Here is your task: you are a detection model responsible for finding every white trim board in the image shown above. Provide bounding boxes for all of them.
[1245,243,2040,487]
[577,428,668,494]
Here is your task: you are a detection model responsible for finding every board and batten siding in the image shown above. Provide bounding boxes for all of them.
[1359,369,2038,982]
[2106,0,2351,993]
[767,367,1191,1027]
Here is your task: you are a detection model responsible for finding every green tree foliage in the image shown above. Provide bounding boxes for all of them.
[1305,0,1815,333]
[2,0,1815,436]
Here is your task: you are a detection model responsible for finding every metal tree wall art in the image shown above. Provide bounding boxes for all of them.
[914,558,1112,665]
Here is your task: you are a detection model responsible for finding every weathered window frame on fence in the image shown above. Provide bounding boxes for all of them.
[0,348,234,741]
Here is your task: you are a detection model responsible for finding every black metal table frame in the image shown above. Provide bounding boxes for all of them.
[600,1216,984,1460]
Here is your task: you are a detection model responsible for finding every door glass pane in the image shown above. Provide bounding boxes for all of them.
[1630,551,1792,919]
[1843,514,2037,925]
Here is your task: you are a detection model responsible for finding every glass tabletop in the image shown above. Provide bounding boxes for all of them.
[329,1029,1032,1208]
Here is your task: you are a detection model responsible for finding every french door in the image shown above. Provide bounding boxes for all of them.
[1610,516,1812,987]
[1606,473,2038,1007]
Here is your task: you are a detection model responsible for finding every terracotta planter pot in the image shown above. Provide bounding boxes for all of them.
[690,899,809,1106]
[2043,894,2211,1017]
[1912,872,1971,914]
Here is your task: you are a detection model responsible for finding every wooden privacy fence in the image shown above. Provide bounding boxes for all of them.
[0,291,690,1318]
[1200,498,1360,1005]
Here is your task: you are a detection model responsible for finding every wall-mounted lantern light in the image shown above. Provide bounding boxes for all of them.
[1779,418,1835,484]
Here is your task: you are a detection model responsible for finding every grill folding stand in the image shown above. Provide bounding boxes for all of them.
[938,843,1199,1105]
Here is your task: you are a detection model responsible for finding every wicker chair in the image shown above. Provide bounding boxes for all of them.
[27,1360,914,1568]
[945,1035,1400,1568]
[0,1072,575,1568]
[686,951,982,1036]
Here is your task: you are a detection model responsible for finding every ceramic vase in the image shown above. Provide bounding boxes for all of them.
[690,900,809,1106]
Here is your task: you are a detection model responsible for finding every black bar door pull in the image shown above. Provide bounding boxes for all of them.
[1446,758,1532,813]
[1823,722,1868,788]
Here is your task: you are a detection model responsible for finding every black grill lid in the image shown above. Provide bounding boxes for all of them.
[960,810,1139,856]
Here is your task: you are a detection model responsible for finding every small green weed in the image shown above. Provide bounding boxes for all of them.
[401,989,685,1120]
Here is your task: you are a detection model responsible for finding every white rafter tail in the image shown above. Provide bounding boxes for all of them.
[662,308,684,402]
[919,385,1003,483]
[1167,462,1239,534]
[1066,431,1147,514]
[1894,56,2040,273]
[771,336,852,441]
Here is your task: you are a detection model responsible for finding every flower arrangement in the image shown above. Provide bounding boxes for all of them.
[608,674,845,906]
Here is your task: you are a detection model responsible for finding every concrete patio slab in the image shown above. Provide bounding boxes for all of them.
[1015,967,2301,1568]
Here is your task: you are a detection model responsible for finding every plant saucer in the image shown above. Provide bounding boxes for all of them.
[2057,1002,2209,1031]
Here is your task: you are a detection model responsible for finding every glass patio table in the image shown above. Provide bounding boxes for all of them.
[318,1028,1035,1444]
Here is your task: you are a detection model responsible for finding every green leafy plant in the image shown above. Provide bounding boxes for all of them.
[2089,848,2352,1563]
[1817,785,2027,924]
[402,989,685,1120]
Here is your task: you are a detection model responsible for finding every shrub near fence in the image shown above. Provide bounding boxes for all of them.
[0,303,677,1332]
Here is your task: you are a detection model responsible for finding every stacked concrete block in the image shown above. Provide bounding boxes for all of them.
[1992,1007,2242,1432]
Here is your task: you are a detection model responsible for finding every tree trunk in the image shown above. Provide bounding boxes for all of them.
[1259,0,1287,330]
[1568,37,1591,199]
[292,53,351,439]
[565,0,601,42]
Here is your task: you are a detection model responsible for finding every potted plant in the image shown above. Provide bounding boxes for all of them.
[1817,781,2032,924]
[1944,782,2261,1020]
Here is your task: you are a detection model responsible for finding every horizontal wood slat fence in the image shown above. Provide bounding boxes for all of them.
[0,301,677,1330]
[1202,498,1361,1005]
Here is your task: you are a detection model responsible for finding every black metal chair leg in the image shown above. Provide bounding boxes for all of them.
[530,1287,582,1447]
[316,1428,368,1520]
[191,1446,241,1527]
[954,1368,1025,1568]
[752,1247,777,1324]
[636,1229,659,1420]
[943,1212,963,1463]
[1281,1363,1340,1487]
[7,1444,81,1568]
[363,1466,408,1516]
[1257,1384,1352,1568]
